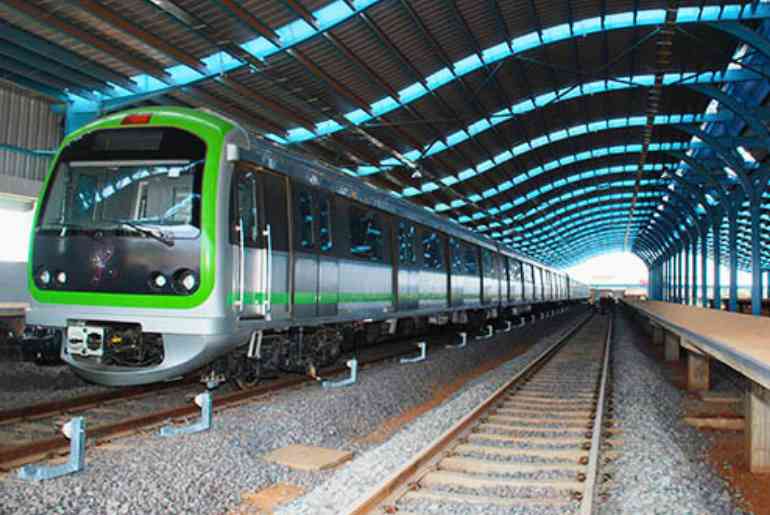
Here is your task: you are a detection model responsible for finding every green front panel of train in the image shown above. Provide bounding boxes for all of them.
[28,107,233,309]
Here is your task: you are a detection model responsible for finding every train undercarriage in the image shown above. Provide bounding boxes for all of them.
[215,302,571,389]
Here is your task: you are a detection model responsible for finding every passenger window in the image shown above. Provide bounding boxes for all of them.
[298,191,314,249]
[482,250,495,278]
[350,207,383,261]
[511,259,522,283]
[450,239,463,273]
[319,197,333,252]
[232,170,259,246]
[464,246,478,274]
[398,221,416,264]
[422,231,443,270]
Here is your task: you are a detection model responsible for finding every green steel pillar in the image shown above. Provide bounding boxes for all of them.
[691,236,698,306]
[701,229,708,308]
[751,196,763,317]
[684,242,690,305]
[728,206,738,312]
[713,222,721,309]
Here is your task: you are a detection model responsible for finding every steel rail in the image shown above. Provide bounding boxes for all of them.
[580,313,613,514]
[0,342,431,470]
[346,311,596,514]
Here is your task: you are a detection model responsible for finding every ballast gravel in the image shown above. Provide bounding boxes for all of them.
[0,308,584,515]
[0,361,107,409]
[278,314,589,514]
[599,310,745,515]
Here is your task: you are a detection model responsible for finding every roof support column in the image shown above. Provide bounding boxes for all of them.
[728,205,739,312]
[751,195,764,317]
[678,246,684,304]
[692,236,698,306]
[701,228,708,308]
[684,242,691,305]
[713,222,722,310]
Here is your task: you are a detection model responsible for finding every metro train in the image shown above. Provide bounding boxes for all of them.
[27,107,590,386]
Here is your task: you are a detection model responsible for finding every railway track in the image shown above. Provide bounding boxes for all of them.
[0,337,443,471]
[349,313,617,514]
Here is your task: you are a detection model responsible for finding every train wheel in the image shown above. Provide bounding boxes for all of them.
[229,353,262,390]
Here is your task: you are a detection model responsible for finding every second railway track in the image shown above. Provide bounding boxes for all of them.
[350,312,617,514]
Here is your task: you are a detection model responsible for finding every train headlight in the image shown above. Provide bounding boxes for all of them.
[56,271,68,285]
[151,272,167,289]
[37,268,51,286]
[173,269,198,294]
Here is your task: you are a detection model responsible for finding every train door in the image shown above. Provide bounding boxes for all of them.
[230,164,289,319]
[292,184,319,319]
[317,193,338,317]
[397,220,418,311]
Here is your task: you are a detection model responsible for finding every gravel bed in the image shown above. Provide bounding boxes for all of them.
[0,361,108,409]
[0,307,587,515]
[599,310,745,515]
[277,312,589,515]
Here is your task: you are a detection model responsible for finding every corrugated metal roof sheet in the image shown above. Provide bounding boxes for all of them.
[0,81,60,183]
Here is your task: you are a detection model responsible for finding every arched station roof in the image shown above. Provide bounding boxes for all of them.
[2,0,770,270]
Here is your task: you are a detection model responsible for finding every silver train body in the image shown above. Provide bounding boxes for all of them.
[27,109,590,386]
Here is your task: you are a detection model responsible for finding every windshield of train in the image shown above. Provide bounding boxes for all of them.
[37,126,206,237]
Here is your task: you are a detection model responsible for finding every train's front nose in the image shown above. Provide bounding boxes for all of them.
[27,116,224,384]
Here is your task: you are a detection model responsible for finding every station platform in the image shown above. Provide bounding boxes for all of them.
[623,300,770,473]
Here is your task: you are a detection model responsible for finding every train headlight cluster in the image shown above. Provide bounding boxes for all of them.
[174,269,198,294]
[56,271,67,285]
[37,268,51,286]
[151,272,167,289]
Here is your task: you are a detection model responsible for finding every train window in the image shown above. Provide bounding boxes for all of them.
[450,239,463,273]
[350,207,383,261]
[482,250,495,278]
[398,221,416,264]
[464,245,478,274]
[298,190,314,249]
[422,231,443,270]
[510,258,523,284]
[232,170,259,247]
[319,197,333,252]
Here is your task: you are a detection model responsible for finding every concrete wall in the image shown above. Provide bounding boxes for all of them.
[0,261,30,303]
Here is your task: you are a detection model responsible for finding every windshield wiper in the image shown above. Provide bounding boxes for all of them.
[106,219,174,247]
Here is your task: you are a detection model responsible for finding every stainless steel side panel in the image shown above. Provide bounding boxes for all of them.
[338,258,393,314]
[293,250,318,318]
[318,256,339,317]
[418,269,448,309]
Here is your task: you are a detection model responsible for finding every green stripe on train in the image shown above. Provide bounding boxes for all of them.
[227,291,395,306]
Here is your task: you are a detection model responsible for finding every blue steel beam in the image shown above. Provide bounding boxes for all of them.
[0,71,67,101]
[520,207,678,253]
[510,203,659,244]
[58,4,770,135]
[355,70,760,177]
[0,21,133,90]
[517,210,657,250]
[486,174,702,234]
[502,198,665,245]
[450,163,673,223]
[399,112,732,200]
[408,141,697,199]
[251,5,770,145]
[496,190,666,240]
